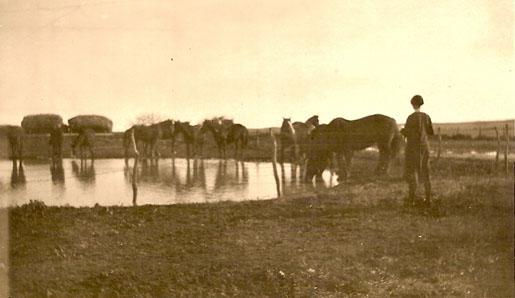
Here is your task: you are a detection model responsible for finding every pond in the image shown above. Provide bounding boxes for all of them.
[0,158,338,207]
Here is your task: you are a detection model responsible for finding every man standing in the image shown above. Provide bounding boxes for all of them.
[401,95,434,207]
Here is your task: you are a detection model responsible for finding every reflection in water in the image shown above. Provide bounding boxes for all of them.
[140,160,160,183]
[71,160,96,185]
[50,160,65,185]
[1,158,338,207]
[10,163,26,188]
[214,160,249,193]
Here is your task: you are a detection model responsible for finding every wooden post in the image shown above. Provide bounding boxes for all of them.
[495,127,500,169]
[504,124,509,175]
[255,132,260,148]
[132,155,139,206]
[131,128,139,206]
[270,129,281,197]
[436,127,442,162]
[478,127,482,139]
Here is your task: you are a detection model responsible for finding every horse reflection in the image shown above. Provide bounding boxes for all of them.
[50,160,65,185]
[139,159,160,183]
[10,163,26,188]
[185,159,206,189]
[214,160,248,191]
[71,160,95,185]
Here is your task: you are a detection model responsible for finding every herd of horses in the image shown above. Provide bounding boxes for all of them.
[122,119,249,164]
[5,113,403,183]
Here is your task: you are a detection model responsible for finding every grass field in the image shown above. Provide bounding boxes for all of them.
[4,156,514,297]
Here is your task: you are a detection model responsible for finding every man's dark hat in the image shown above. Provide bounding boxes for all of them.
[410,95,424,106]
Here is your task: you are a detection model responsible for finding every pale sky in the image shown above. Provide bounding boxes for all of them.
[0,0,513,130]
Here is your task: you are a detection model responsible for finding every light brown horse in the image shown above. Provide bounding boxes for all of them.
[279,115,319,164]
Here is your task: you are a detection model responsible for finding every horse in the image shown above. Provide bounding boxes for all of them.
[226,123,248,160]
[279,115,319,165]
[72,128,95,161]
[200,119,228,158]
[306,114,403,182]
[173,121,204,159]
[6,125,24,168]
[123,119,175,164]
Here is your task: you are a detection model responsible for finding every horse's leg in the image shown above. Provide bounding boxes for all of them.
[124,143,129,165]
[10,142,16,168]
[89,144,95,163]
[290,144,297,180]
[239,140,244,161]
[18,139,23,166]
[280,141,285,165]
[344,150,353,179]
[236,140,241,161]
[377,144,390,175]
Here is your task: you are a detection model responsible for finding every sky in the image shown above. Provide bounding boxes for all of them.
[0,0,513,131]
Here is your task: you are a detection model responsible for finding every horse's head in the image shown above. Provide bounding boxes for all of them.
[307,115,319,127]
[281,118,295,135]
[160,119,175,138]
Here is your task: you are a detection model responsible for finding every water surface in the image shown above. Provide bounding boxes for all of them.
[0,158,337,207]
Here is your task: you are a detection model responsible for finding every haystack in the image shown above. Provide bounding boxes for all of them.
[21,114,63,134]
[68,115,113,133]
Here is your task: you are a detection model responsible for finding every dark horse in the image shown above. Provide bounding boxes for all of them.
[200,119,227,158]
[123,120,175,164]
[226,123,248,160]
[7,126,25,187]
[174,121,204,159]
[6,125,24,168]
[306,114,402,182]
[200,120,248,160]
[72,128,95,161]
[280,115,319,164]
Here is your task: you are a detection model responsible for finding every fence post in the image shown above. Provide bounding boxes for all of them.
[130,128,139,206]
[495,127,500,169]
[504,124,510,175]
[255,132,260,148]
[436,127,442,162]
[132,155,139,206]
[478,127,482,139]
[270,129,281,197]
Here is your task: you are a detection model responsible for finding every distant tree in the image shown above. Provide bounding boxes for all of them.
[131,113,166,126]
[208,116,233,128]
